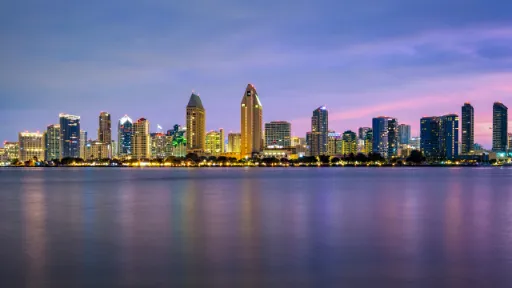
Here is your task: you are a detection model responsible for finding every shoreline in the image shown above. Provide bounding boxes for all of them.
[0,164,497,168]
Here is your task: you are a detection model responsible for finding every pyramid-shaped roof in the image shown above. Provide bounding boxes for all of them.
[187,93,204,110]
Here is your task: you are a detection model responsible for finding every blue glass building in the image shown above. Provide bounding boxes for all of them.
[118,115,133,157]
[59,114,81,159]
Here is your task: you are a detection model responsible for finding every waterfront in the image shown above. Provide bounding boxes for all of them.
[1,168,512,287]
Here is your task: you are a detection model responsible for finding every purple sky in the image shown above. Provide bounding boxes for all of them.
[1,0,512,148]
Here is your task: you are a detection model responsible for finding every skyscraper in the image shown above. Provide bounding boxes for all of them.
[358,127,371,141]
[372,117,397,158]
[132,118,151,160]
[45,124,60,161]
[80,130,87,159]
[492,102,508,152]
[265,121,291,148]
[118,115,133,158]
[205,129,225,155]
[228,133,241,153]
[461,103,474,154]
[186,93,206,152]
[18,132,44,162]
[98,112,111,145]
[508,133,512,151]
[439,114,459,160]
[420,117,440,160]
[342,130,357,155]
[241,84,263,157]
[310,106,328,156]
[59,113,81,159]
[398,124,411,145]
[387,118,399,158]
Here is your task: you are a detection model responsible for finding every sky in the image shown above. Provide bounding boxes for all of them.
[1,0,512,148]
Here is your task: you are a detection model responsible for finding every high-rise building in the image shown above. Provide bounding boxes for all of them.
[265,121,291,148]
[363,129,373,154]
[205,129,225,155]
[18,132,44,162]
[509,133,512,151]
[80,130,87,159]
[151,132,167,159]
[59,113,81,159]
[369,118,400,157]
[186,93,206,152]
[327,132,342,156]
[98,112,111,145]
[342,130,357,155]
[439,114,459,160]
[45,124,60,161]
[3,142,19,161]
[241,84,263,157]
[387,118,399,158]
[398,124,411,145]
[420,117,441,160]
[310,106,328,156]
[132,118,151,160]
[461,103,474,154]
[118,115,133,158]
[227,133,241,153]
[492,102,508,152]
[358,127,371,141]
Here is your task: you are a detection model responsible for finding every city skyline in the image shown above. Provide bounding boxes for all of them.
[2,95,510,150]
[2,1,512,148]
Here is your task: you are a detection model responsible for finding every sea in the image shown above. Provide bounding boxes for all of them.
[0,167,512,287]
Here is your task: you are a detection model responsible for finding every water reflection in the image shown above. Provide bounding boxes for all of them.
[21,173,47,288]
[1,168,512,287]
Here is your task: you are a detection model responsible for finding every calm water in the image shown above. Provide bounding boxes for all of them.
[1,168,512,287]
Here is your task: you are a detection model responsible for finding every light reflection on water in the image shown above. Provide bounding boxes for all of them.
[0,167,512,287]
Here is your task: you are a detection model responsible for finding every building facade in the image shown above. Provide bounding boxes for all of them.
[310,106,328,156]
[228,133,241,153]
[372,117,389,158]
[439,114,459,160]
[45,124,60,161]
[98,112,111,146]
[363,129,373,154]
[3,142,19,161]
[59,114,81,159]
[398,124,411,145]
[265,121,291,148]
[205,129,225,155]
[18,132,44,162]
[241,84,263,157]
[420,117,441,160]
[118,115,133,158]
[358,127,371,141]
[461,103,474,154]
[80,130,87,159]
[342,130,357,155]
[492,102,508,152]
[151,132,167,159]
[132,118,151,160]
[327,132,342,156]
[85,140,109,160]
[186,93,206,152]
